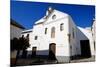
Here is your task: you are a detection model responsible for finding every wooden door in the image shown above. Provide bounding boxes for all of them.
[32,47,37,57]
[49,43,56,60]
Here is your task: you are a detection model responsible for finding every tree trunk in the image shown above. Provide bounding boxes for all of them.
[22,49,27,58]
[15,50,20,65]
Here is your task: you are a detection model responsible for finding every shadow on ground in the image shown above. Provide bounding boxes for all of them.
[11,55,95,67]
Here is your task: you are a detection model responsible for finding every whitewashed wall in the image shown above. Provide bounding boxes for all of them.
[23,8,94,62]
[31,9,71,57]
[68,16,81,56]
[92,20,96,44]
[10,25,24,39]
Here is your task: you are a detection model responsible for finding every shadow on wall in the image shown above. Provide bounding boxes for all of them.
[76,27,91,58]
[18,50,56,60]
[76,27,89,40]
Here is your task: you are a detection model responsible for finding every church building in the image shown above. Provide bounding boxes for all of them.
[21,7,95,63]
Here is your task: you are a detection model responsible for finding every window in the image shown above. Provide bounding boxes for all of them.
[60,23,64,31]
[51,27,55,38]
[72,28,75,38]
[34,36,38,40]
[45,28,47,34]
[52,14,56,19]
[32,47,37,56]
[68,34,71,43]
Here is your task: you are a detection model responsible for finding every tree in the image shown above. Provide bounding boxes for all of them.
[11,37,19,51]
[11,35,30,65]
[11,37,19,65]
[19,35,30,58]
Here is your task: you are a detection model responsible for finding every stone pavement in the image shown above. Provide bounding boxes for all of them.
[12,56,95,66]
[70,56,95,63]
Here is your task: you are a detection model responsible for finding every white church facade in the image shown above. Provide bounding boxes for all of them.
[21,7,95,63]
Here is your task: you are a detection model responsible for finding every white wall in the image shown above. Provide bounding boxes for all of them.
[44,17,70,56]
[31,9,71,57]
[10,25,24,39]
[68,16,82,56]
[92,20,96,55]
[28,9,84,58]
[25,8,95,60]
[21,30,34,51]
[92,20,96,43]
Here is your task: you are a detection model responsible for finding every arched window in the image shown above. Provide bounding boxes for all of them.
[52,14,56,19]
[60,23,64,31]
[51,27,55,38]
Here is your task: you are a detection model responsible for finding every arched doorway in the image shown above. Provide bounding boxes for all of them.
[49,43,56,60]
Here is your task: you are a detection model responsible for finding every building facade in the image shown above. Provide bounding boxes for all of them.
[21,7,95,62]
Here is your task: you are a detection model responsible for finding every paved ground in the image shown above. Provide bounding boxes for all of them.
[11,56,95,66]
[70,56,95,63]
[16,58,57,66]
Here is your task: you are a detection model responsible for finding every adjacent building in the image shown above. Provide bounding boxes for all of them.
[10,19,25,39]
[91,19,96,55]
[10,19,25,65]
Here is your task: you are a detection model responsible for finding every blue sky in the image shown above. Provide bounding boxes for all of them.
[11,0,95,29]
